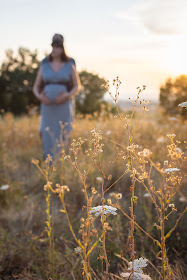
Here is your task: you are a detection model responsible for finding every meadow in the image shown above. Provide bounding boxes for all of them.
[0,86,186,280]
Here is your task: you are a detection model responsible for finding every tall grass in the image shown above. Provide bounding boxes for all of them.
[0,81,186,279]
[32,78,187,279]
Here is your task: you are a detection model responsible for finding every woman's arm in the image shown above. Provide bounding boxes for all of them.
[68,64,81,97]
[33,66,43,99]
[33,67,50,105]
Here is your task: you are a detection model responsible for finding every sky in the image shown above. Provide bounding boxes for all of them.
[0,0,187,101]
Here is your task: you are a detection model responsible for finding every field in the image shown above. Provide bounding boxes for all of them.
[0,97,186,280]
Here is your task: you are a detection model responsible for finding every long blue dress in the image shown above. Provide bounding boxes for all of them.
[40,56,75,160]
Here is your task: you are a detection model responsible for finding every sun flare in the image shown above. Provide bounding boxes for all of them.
[166,37,187,75]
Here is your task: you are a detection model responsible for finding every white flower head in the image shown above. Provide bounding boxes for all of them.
[169,117,178,121]
[169,203,174,208]
[138,149,152,157]
[0,184,9,190]
[179,197,185,202]
[96,177,103,182]
[178,101,187,107]
[116,193,122,199]
[157,136,166,143]
[74,246,82,253]
[129,257,148,272]
[121,257,152,279]
[127,144,138,151]
[164,160,168,166]
[90,205,117,216]
[175,147,182,154]
[164,168,180,173]
[143,193,150,198]
[106,130,111,135]
[109,192,122,199]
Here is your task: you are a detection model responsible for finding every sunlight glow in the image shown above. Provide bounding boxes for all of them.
[166,37,187,75]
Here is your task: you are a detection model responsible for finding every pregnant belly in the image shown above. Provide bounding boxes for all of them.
[44,84,67,102]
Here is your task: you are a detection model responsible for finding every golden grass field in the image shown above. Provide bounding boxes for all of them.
[0,97,186,279]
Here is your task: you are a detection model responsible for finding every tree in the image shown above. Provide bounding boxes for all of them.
[76,71,107,114]
[159,75,187,116]
[0,47,40,115]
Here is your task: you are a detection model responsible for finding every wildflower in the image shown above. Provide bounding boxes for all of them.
[109,192,122,199]
[96,177,103,182]
[169,117,177,121]
[55,184,70,194]
[127,144,138,151]
[164,160,168,166]
[103,222,112,231]
[108,174,112,180]
[64,155,70,160]
[178,101,187,107]
[175,147,182,154]
[44,181,52,191]
[74,246,82,253]
[90,205,117,216]
[106,130,111,136]
[164,168,180,173]
[143,193,150,198]
[142,172,148,179]
[179,197,185,202]
[31,159,39,165]
[91,187,97,194]
[157,136,166,143]
[107,198,112,205]
[138,149,152,157]
[45,154,53,162]
[167,134,176,139]
[143,106,149,112]
[169,204,174,208]
[94,129,102,138]
[129,257,148,272]
[116,193,122,199]
[121,257,152,279]
[0,184,9,190]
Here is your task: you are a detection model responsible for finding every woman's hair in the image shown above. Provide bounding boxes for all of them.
[49,34,70,62]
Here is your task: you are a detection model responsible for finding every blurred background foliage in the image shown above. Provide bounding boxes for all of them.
[0,47,108,116]
[159,75,187,116]
[0,47,186,117]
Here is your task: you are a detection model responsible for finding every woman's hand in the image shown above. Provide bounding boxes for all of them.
[55,92,70,104]
[38,91,51,105]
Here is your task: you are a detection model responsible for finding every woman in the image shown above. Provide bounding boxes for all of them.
[33,34,81,160]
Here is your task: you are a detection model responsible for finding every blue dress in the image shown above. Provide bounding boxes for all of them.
[40,56,75,160]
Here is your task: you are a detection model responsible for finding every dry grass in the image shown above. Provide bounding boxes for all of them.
[0,96,186,279]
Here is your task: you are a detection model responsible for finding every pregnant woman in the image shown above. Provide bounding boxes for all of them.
[33,34,81,160]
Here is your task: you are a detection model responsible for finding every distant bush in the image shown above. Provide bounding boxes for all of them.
[0,47,40,115]
[159,74,187,116]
